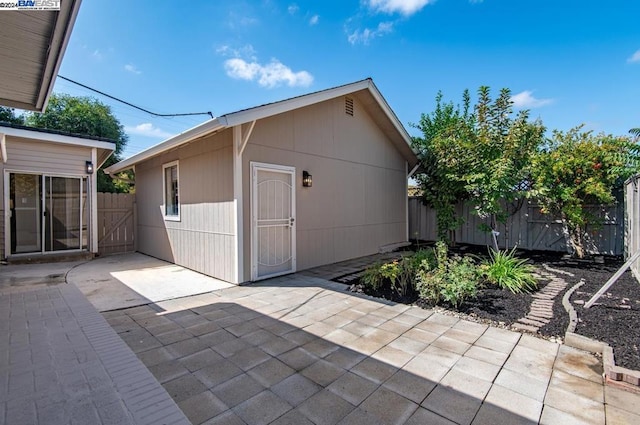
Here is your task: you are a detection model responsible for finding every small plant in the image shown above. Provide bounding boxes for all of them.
[416,241,480,307]
[379,261,401,282]
[439,256,479,308]
[482,248,537,294]
[361,263,384,291]
[392,256,415,297]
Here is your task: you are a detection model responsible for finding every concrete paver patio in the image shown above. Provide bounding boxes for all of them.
[3,253,640,424]
[105,271,640,424]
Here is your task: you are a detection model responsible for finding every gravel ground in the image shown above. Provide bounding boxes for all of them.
[341,247,640,371]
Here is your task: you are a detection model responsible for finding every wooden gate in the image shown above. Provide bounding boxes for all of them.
[97,193,135,255]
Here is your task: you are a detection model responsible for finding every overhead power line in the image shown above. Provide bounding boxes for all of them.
[57,75,214,119]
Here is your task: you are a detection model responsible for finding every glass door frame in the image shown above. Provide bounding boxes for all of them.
[5,170,89,257]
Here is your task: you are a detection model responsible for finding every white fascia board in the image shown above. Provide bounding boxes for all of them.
[223,80,371,127]
[365,80,417,161]
[37,0,83,112]
[104,118,226,174]
[0,126,116,151]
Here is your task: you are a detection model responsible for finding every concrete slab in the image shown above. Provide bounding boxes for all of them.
[68,252,233,311]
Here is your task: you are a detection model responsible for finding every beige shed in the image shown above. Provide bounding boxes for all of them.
[105,79,419,284]
[0,124,115,260]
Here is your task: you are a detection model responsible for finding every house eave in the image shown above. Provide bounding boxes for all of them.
[104,118,227,174]
[0,1,82,112]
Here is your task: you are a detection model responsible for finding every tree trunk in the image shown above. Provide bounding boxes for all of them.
[568,223,586,259]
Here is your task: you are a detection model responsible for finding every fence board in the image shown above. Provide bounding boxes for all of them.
[97,192,135,255]
[408,197,623,256]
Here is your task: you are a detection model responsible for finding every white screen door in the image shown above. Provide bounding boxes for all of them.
[251,163,296,280]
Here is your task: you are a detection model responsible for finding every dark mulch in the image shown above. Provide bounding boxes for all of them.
[567,264,640,371]
[341,244,640,371]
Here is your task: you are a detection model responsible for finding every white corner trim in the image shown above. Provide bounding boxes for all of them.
[233,126,244,284]
[91,147,98,253]
[0,133,6,163]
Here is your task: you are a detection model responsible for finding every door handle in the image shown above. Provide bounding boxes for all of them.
[289,217,295,227]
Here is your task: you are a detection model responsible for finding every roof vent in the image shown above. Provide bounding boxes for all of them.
[345,97,354,116]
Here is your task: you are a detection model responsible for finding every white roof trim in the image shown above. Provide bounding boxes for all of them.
[0,133,6,164]
[37,0,83,112]
[105,78,416,175]
[104,118,227,174]
[0,125,116,151]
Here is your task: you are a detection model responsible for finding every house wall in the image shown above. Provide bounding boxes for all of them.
[241,95,407,280]
[134,130,236,282]
[1,136,94,259]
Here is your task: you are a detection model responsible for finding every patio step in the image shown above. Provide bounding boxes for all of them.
[6,251,94,265]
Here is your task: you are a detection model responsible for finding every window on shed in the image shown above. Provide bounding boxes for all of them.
[163,161,179,219]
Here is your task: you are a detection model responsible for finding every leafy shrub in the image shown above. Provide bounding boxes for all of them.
[361,263,384,291]
[439,256,479,308]
[481,248,537,294]
[416,241,480,308]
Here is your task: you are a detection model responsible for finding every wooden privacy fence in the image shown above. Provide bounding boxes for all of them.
[97,193,135,255]
[408,197,624,256]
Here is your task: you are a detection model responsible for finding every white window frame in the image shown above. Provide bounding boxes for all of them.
[162,160,180,221]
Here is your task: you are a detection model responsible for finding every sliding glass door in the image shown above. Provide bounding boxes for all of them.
[9,173,88,255]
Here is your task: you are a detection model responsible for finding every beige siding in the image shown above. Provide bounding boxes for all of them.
[135,130,236,282]
[5,137,90,175]
[242,95,407,279]
[0,207,3,259]
[1,137,92,202]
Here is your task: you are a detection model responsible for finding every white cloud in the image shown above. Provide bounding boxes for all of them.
[224,58,313,88]
[628,50,640,63]
[510,91,554,108]
[216,44,257,61]
[124,64,141,75]
[92,50,103,60]
[348,21,394,45]
[367,0,434,16]
[288,3,299,14]
[309,14,319,25]
[125,123,173,139]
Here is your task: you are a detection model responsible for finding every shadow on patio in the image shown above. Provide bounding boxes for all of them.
[105,277,605,425]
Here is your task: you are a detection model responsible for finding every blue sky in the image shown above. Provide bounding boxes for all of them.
[56,0,640,159]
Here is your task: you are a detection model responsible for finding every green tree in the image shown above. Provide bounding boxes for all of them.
[464,87,545,248]
[412,87,544,248]
[0,106,24,125]
[531,126,640,258]
[412,91,474,244]
[25,94,129,192]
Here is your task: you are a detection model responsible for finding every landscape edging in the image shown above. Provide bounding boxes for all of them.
[564,331,640,387]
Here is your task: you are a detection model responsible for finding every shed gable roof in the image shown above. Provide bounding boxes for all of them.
[105,78,418,175]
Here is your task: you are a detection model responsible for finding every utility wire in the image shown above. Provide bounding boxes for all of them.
[57,75,214,119]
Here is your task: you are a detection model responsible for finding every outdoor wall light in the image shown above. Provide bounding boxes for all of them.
[86,161,94,175]
[302,170,312,187]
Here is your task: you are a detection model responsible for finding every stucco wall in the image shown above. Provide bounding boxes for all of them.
[134,129,236,282]
[241,95,407,280]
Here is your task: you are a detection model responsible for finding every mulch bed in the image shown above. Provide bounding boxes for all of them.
[340,245,640,371]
